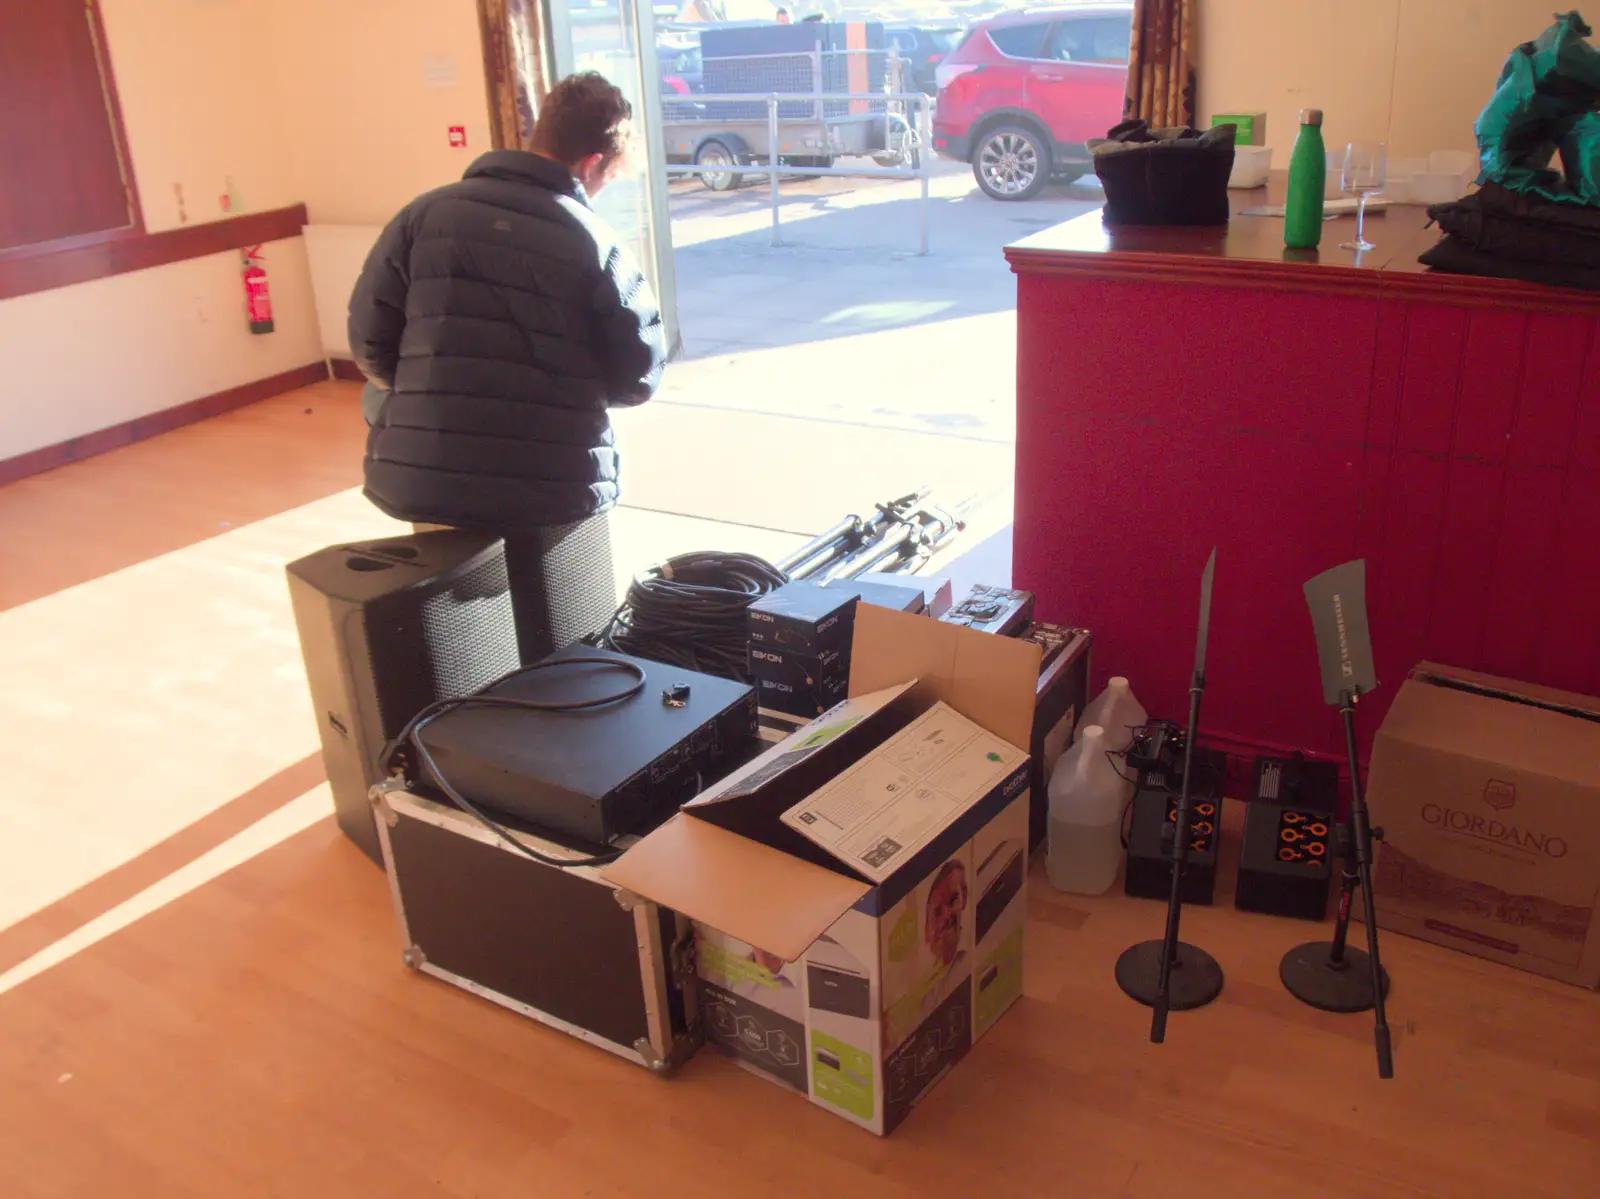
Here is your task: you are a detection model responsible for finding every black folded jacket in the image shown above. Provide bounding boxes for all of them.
[1419,230,1600,291]
[1427,181,1600,270]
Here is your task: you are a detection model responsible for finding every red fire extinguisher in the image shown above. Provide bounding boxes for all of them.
[242,245,274,335]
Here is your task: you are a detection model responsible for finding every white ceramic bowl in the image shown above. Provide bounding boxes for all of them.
[1228,144,1273,189]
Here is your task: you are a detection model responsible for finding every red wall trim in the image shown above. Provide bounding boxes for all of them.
[328,357,366,382]
[0,361,329,487]
[0,204,309,303]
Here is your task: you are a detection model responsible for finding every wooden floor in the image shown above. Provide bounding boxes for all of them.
[1,390,1598,1197]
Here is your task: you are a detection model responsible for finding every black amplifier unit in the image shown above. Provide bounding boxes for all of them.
[410,645,757,846]
[1018,622,1093,852]
[1235,756,1339,921]
[939,584,1035,637]
[1123,748,1229,906]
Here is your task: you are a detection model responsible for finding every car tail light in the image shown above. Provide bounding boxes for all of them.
[934,62,979,92]
[664,75,689,95]
[927,53,944,64]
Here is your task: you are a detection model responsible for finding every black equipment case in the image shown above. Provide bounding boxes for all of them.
[372,781,700,1073]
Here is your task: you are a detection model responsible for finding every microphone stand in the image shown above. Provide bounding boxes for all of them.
[1279,687,1394,1078]
[1115,551,1224,1037]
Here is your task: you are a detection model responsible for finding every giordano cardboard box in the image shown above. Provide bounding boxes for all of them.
[1363,664,1600,988]
[605,604,1040,1133]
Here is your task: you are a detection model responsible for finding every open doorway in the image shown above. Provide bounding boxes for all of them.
[517,2,1134,585]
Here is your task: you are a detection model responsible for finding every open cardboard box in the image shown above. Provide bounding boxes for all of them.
[1363,663,1600,988]
[604,604,1041,1133]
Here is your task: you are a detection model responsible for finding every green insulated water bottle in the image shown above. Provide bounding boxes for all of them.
[1284,108,1327,249]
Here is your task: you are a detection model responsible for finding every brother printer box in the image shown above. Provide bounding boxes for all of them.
[605,605,1040,1133]
[1362,663,1600,989]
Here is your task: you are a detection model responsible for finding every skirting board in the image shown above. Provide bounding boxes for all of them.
[329,357,365,382]
[0,361,329,487]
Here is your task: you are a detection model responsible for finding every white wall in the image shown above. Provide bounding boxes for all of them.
[98,0,300,233]
[266,0,491,226]
[0,0,322,461]
[1199,1,1561,159]
[0,0,491,461]
[0,237,319,456]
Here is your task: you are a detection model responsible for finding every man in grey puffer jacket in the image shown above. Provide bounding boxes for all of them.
[349,72,665,658]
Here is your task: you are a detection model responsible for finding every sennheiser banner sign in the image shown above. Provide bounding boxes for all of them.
[1303,559,1379,706]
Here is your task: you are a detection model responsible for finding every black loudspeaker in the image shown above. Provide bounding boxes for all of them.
[286,531,521,864]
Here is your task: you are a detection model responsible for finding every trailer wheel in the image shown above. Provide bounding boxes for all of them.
[695,140,744,192]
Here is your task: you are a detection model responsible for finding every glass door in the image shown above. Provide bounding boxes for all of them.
[546,0,682,358]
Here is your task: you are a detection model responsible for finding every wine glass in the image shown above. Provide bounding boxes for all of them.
[1340,142,1387,253]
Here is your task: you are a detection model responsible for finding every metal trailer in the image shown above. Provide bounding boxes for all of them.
[661,43,918,191]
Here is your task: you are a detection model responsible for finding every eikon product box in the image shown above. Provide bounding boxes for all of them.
[749,644,851,719]
[747,582,857,655]
[605,606,1041,1133]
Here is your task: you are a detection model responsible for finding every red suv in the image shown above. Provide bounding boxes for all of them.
[933,5,1133,200]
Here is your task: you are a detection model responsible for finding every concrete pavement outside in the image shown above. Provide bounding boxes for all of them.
[612,161,1105,583]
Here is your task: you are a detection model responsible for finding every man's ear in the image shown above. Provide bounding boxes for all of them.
[573,151,607,191]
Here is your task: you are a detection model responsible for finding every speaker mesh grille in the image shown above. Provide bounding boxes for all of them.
[422,553,520,700]
[534,513,618,651]
[501,513,619,660]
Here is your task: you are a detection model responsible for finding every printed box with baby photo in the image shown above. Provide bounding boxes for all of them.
[605,606,1039,1134]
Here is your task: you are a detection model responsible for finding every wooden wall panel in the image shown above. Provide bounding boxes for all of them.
[1016,270,1600,764]
[0,0,139,253]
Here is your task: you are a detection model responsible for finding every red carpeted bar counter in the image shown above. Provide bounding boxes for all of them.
[1005,188,1600,762]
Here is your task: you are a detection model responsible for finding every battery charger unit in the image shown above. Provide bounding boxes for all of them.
[1235,756,1338,921]
[1123,748,1228,906]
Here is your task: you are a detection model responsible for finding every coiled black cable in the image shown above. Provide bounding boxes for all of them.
[600,551,789,681]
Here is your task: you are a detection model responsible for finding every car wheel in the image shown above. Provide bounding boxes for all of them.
[695,140,744,192]
[973,125,1049,201]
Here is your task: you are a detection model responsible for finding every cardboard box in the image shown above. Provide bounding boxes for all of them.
[605,605,1040,1133]
[1364,664,1600,988]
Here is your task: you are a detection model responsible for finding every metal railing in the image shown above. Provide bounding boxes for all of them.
[664,90,935,254]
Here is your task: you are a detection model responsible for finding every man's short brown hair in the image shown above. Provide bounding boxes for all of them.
[533,71,633,169]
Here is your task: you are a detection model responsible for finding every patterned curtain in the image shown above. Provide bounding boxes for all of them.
[1124,0,1197,128]
[477,0,549,151]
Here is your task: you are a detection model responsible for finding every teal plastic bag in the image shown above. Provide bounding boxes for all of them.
[1560,111,1600,203]
[1476,11,1600,202]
